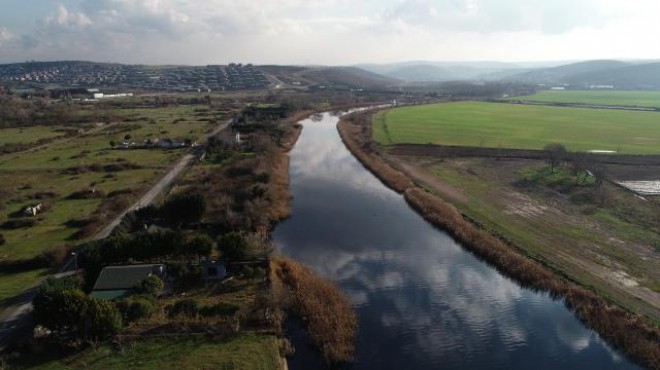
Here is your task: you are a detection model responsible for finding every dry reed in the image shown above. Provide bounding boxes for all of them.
[270,257,357,364]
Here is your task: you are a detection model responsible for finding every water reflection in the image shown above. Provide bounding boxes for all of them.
[274,113,637,370]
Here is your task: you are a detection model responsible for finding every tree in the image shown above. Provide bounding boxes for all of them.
[109,140,115,148]
[34,279,123,340]
[161,192,206,226]
[217,232,248,262]
[544,143,567,173]
[124,134,132,141]
[186,234,213,260]
[33,288,89,333]
[81,299,123,340]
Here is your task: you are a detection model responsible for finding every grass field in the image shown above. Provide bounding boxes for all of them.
[0,126,68,146]
[373,102,660,154]
[0,104,230,309]
[512,90,660,108]
[26,335,282,370]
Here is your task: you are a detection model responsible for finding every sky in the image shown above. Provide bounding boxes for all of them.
[0,0,658,66]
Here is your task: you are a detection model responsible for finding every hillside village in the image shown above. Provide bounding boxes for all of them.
[0,61,269,92]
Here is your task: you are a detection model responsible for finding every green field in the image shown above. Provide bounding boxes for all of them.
[0,126,68,146]
[373,102,660,154]
[512,90,660,108]
[24,335,282,370]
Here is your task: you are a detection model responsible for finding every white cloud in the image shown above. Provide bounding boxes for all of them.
[45,4,92,28]
[0,0,659,64]
[0,27,15,46]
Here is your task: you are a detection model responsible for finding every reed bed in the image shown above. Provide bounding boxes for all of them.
[270,257,357,364]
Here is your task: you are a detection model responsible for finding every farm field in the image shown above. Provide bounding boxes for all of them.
[373,101,660,154]
[0,104,228,307]
[512,90,660,108]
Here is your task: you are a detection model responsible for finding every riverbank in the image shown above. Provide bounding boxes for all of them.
[337,112,660,369]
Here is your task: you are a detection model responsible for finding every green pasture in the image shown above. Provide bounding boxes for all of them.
[25,334,282,370]
[511,90,660,108]
[0,126,67,146]
[373,102,660,154]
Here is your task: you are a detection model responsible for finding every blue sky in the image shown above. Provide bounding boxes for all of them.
[0,0,657,65]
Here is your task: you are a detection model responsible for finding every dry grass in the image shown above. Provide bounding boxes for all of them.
[338,113,414,193]
[269,257,357,364]
[337,112,660,369]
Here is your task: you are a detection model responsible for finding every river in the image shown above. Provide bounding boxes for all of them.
[273,112,638,370]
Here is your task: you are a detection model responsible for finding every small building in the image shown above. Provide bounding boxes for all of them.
[218,131,241,146]
[90,264,166,300]
[23,203,43,217]
[201,260,226,281]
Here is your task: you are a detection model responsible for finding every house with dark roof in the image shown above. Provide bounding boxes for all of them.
[90,264,166,300]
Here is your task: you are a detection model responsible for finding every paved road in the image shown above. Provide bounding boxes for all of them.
[0,118,232,352]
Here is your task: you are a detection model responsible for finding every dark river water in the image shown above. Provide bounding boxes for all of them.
[273,112,638,370]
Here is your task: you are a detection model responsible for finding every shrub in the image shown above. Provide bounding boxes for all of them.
[116,296,156,322]
[241,266,254,278]
[161,192,206,225]
[0,233,5,246]
[81,298,123,340]
[217,232,248,262]
[1,218,36,229]
[166,298,199,318]
[41,245,70,267]
[185,234,213,259]
[33,285,89,333]
[67,189,105,200]
[199,302,240,317]
[134,275,164,296]
[255,172,270,183]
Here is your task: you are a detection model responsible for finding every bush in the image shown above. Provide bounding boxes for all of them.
[116,296,156,322]
[33,285,89,333]
[134,275,164,296]
[33,278,123,340]
[161,192,206,225]
[81,299,123,340]
[67,189,105,200]
[166,298,199,318]
[200,302,240,317]
[241,266,254,278]
[41,245,70,267]
[0,233,5,246]
[217,232,248,262]
[185,234,213,259]
[1,218,36,229]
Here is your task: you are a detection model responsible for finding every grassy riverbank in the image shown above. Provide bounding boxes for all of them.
[338,111,660,369]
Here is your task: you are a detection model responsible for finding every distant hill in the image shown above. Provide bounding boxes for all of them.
[357,61,528,82]
[298,67,399,89]
[385,64,480,82]
[566,62,660,89]
[506,60,631,86]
